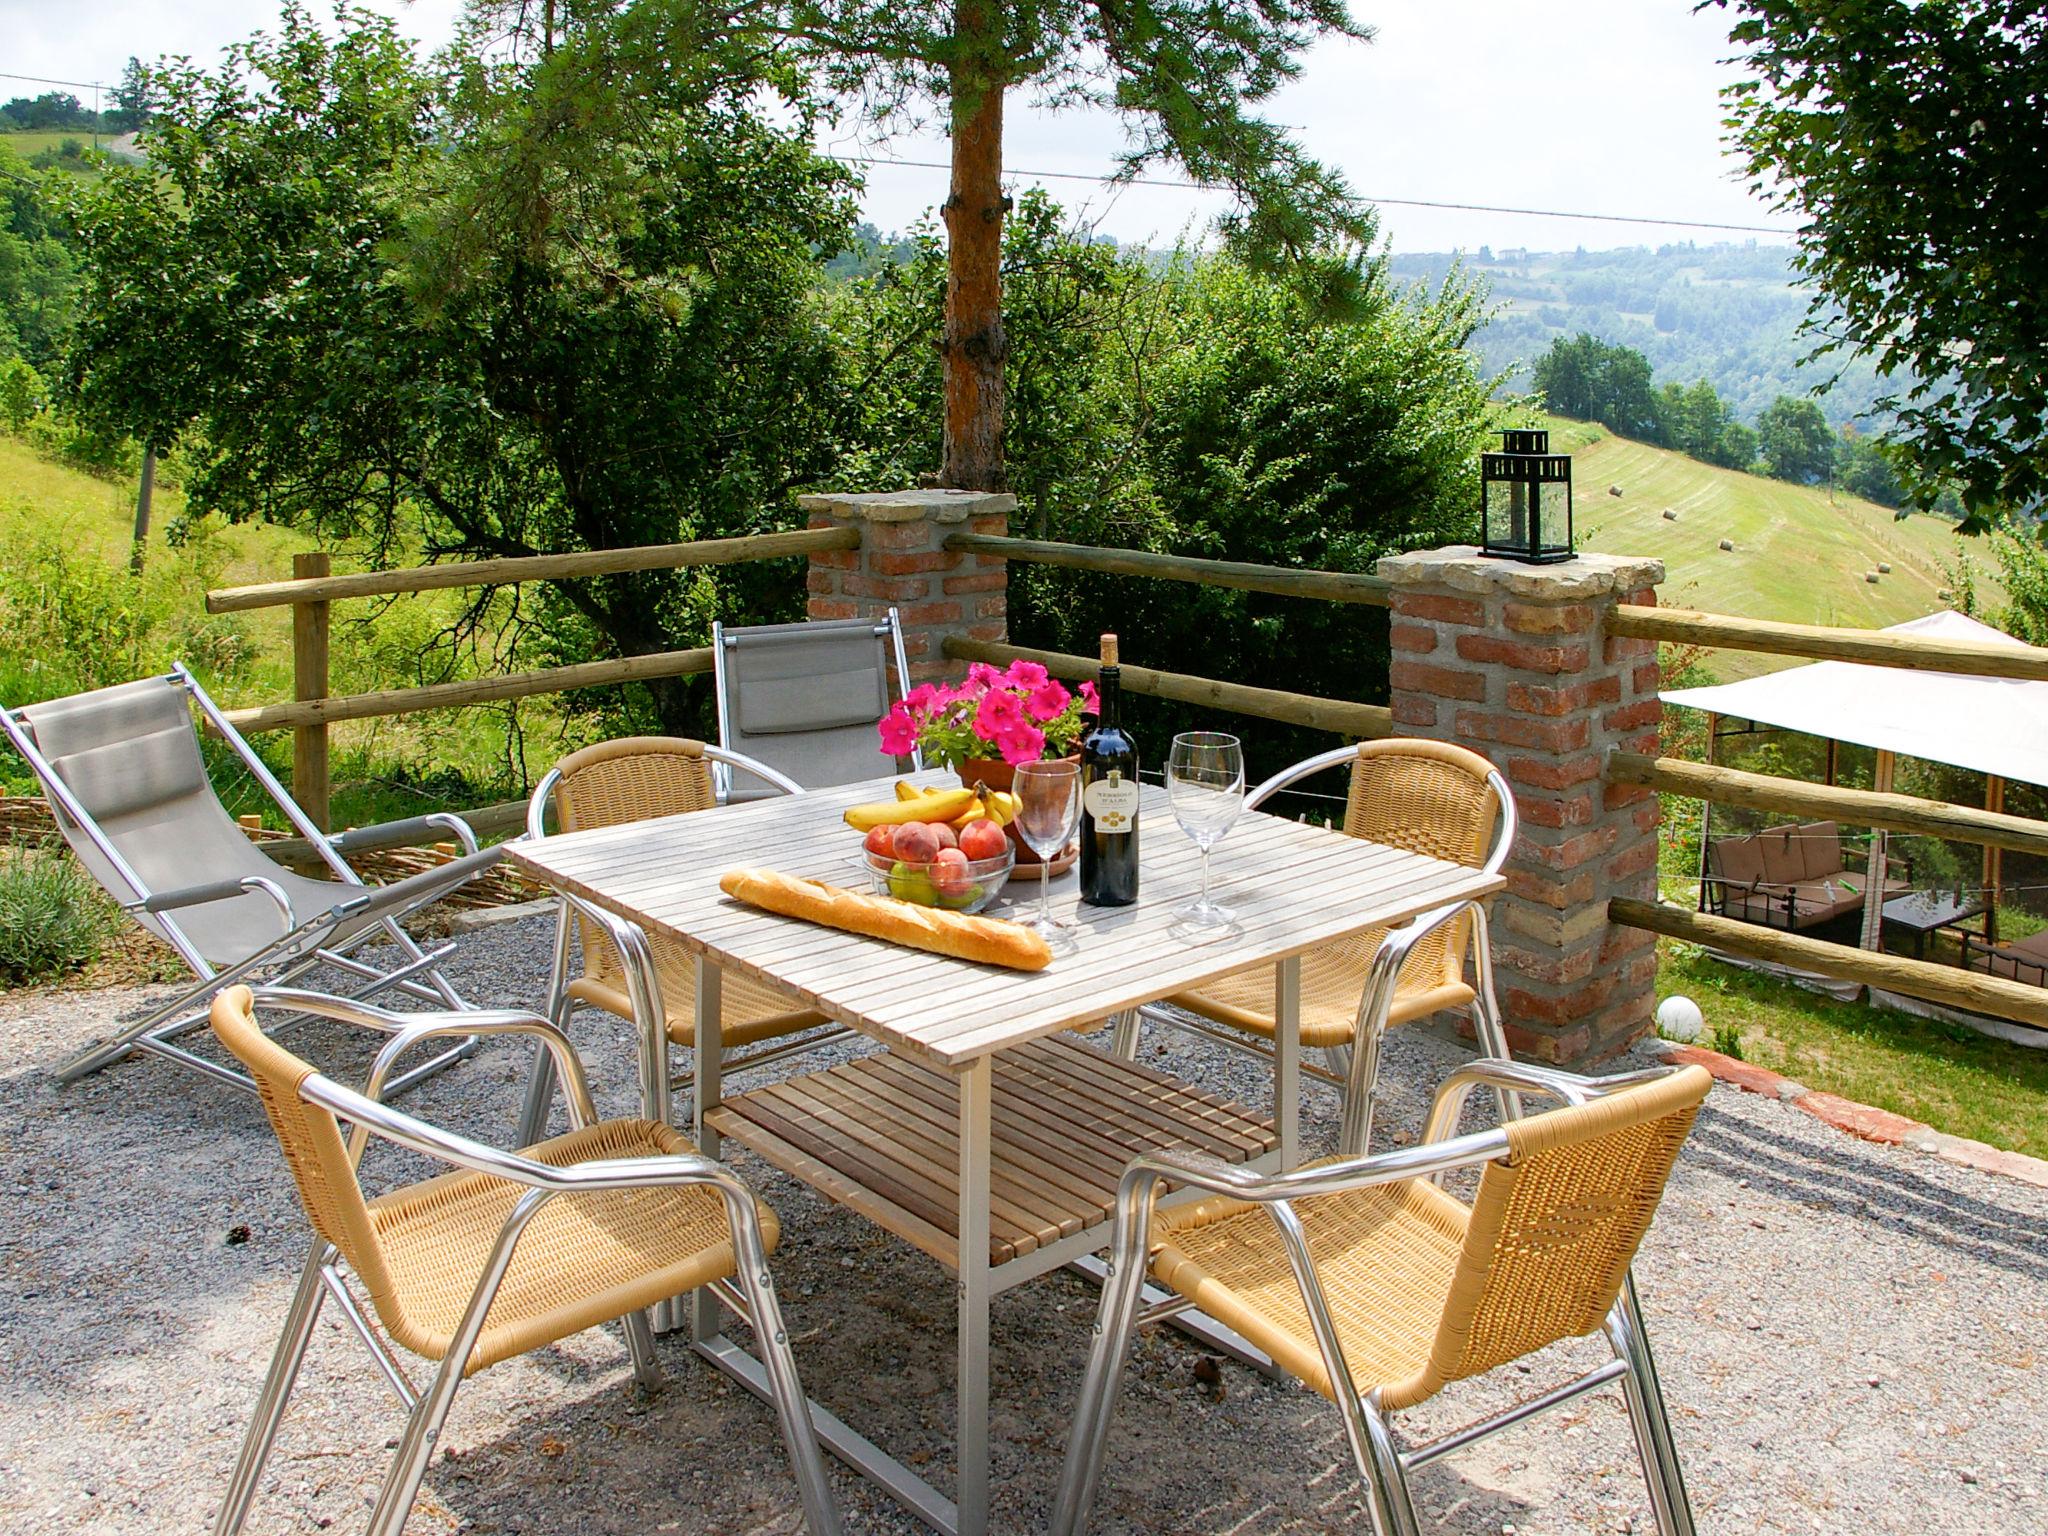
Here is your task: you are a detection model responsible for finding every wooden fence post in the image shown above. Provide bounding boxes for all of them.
[291,551,331,830]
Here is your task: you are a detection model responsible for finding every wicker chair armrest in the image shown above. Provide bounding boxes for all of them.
[1420,1059,1678,1144]
[1244,745,1362,813]
[1116,1123,1516,1210]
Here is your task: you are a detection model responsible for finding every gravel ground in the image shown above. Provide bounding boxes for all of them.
[2,912,2044,1535]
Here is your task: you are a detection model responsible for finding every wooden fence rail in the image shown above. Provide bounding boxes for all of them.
[941,533,1393,607]
[943,636,1392,739]
[205,526,858,613]
[1610,898,2048,1032]
[1606,751,2048,859]
[1610,604,2048,682]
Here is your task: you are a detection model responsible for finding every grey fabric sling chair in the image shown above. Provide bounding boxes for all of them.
[711,610,919,801]
[0,665,501,1097]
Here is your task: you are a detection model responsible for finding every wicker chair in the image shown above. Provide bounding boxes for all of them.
[516,736,844,1145]
[1052,1058,1713,1536]
[207,985,840,1536]
[1117,738,1515,1153]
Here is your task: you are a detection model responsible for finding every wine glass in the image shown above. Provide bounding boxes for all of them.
[1167,732,1245,929]
[1012,759,1082,939]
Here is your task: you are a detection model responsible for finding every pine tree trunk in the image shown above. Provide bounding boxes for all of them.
[939,58,1008,491]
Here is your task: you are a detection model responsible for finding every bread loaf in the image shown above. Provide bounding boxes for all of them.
[718,867,1054,972]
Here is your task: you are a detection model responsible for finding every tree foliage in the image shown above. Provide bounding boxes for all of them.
[1754,394,1834,484]
[0,146,78,368]
[1712,0,2048,521]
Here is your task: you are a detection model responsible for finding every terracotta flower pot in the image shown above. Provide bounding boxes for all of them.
[958,754,1080,869]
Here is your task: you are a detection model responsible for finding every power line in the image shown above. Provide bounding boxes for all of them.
[0,72,110,93]
[824,152,1789,236]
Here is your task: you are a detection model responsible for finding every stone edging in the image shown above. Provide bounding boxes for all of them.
[1646,1037,2048,1190]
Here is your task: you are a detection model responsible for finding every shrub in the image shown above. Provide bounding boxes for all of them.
[0,845,115,984]
[0,356,45,431]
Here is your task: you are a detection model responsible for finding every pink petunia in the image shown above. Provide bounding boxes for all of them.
[996,722,1046,766]
[904,682,940,714]
[878,704,918,757]
[966,662,1006,692]
[1005,659,1050,690]
[973,687,1025,741]
[1024,678,1071,722]
[1080,679,1100,715]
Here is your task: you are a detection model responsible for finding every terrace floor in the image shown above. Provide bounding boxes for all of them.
[2,912,2044,1534]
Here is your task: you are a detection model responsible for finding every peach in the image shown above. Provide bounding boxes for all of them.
[863,825,897,860]
[958,818,1008,862]
[928,821,959,851]
[931,846,973,897]
[893,822,942,864]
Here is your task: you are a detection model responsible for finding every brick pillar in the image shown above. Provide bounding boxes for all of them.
[796,489,1015,682]
[1376,545,1667,1066]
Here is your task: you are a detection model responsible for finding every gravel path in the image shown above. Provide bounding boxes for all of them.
[1,913,2043,1534]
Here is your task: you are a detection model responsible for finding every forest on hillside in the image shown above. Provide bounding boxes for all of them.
[1387,243,1888,429]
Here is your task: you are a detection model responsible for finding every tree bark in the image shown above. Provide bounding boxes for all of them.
[939,43,1009,491]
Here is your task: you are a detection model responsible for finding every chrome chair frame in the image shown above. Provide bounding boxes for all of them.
[515,743,844,1145]
[1117,742,1518,1153]
[1051,1057,1697,1536]
[1,664,495,1097]
[709,607,921,801]
[214,991,841,1536]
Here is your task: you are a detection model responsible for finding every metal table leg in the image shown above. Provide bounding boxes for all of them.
[692,955,725,1343]
[954,1056,994,1536]
[1274,954,1301,1170]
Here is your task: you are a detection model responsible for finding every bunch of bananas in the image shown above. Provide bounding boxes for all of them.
[842,781,1021,831]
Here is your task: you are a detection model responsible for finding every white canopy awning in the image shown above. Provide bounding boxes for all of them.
[1663,611,2048,789]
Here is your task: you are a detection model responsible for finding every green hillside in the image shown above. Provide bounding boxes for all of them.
[1545,416,1992,678]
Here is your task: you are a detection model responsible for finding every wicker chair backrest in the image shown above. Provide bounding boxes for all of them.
[1394,1065,1711,1406]
[208,986,398,1301]
[1343,739,1501,993]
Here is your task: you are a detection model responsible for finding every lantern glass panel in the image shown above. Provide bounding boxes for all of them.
[1479,434,1573,563]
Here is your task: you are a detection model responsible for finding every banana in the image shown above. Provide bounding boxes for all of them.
[986,791,1020,827]
[949,792,989,832]
[893,780,925,803]
[844,786,980,830]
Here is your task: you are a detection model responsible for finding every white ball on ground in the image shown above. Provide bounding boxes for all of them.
[1655,995,1704,1043]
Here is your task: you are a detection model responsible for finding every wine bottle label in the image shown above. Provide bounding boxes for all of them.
[1083,772,1139,832]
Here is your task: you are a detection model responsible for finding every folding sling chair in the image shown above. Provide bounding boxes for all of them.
[0,665,500,1097]
[711,610,919,801]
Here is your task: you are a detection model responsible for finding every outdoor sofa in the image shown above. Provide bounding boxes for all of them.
[1703,820,1912,932]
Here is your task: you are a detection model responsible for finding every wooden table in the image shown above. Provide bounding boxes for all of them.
[506,771,1501,1535]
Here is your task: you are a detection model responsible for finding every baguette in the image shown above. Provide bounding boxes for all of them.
[718,867,1053,972]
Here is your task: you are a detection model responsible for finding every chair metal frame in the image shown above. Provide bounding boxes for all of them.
[709,608,920,801]
[1118,742,1518,1153]
[212,990,841,1536]
[1051,1056,1698,1536]
[1,664,494,1097]
[515,741,844,1146]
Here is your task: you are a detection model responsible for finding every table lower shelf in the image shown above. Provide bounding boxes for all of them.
[704,1033,1277,1271]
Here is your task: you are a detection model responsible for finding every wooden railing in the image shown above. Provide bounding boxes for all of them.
[1608,604,2048,681]
[941,533,1393,607]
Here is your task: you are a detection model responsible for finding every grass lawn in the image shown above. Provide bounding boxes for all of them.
[1659,939,2048,1159]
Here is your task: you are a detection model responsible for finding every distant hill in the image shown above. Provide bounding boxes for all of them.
[1543,414,1992,679]
[1391,244,1887,431]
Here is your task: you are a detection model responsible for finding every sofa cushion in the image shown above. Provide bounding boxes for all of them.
[1797,821,1843,881]
[1759,825,1804,886]
[1712,835,1765,888]
[1790,878,1861,923]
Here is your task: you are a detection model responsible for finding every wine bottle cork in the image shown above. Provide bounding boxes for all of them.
[1100,633,1119,667]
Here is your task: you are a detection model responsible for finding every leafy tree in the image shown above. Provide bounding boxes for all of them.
[1835,424,1904,508]
[71,3,858,733]
[1712,0,2048,520]
[688,0,1377,490]
[0,356,46,430]
[0,145,79,368]
[1755,394,1834,484]
[110,58,158,132]
[1533,333,1659,441]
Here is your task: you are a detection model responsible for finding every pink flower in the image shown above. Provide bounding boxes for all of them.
[973,687,1025,741]
[1080,680,1100,716]
[996,722,1046,766]
[1005,659,1050,690]
[1024,678,1070,722]
[878,704,918,757]
[904,682,940,714]
[966,662,1005,693]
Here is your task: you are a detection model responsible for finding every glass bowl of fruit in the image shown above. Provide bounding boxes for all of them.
[859,816,1016,914]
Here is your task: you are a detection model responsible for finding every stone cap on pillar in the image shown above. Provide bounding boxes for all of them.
[797,489,1018,525]
[1377,545,1664,601]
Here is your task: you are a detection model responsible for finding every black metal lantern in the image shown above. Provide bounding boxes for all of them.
[1480,428,1574,564]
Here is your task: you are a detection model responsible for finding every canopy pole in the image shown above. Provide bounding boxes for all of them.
[1825,738,1838,787]
[1857,751,1895,952]
[1985,775,2005,944]
[1696,712,1720,912]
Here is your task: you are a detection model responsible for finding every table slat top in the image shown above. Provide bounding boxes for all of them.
[505,770,1500,1067]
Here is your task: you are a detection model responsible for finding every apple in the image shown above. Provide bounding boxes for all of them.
[928,821,959,851]
[958,818,1009,862]
[893,822,942,864]
[863,824,897,860]
[931,846,973,899]
[888,860,937,905]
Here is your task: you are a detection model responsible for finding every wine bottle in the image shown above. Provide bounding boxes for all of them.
[1079,632,1140,907]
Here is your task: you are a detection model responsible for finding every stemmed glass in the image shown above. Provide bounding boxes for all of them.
[1168,731,1245,930]
[1012,759,1081,941]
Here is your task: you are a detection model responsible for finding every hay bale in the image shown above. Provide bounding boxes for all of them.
[1717,538,1735,552]
[1608,484,1624,497]
[1877,561,1892,574]
[1864,571,1881,583]
[1938,588,1954,602]
[1662,508,1679,521]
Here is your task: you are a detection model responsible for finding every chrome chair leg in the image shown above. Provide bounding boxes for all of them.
[1321,1043,1354,1084]
[515,901,579,1146]
[1357,1392,1425,1536]
[1466,906,1522,1123]
[621,1309,664,1394]
[214,1242,331,1536]
[1339,1013,1387,1157]
[1605,1277,1697,1536]
[1109,1007,1142,1060]
[1049,1176,1156,1535]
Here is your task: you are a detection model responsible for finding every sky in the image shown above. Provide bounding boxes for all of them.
[0,0,1797,254]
